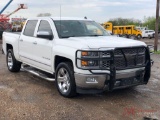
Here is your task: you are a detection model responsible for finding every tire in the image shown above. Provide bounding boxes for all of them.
[137,34,142,40]
[55,62,77,98]
[153,34,155,38]
[7,49,21,72]
[123,34,128,38]
[148,35,151,39]
[130,35,135,40]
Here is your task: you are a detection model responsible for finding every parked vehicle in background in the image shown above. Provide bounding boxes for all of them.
[136,26,148,31]
[142,30,155,39]
[103,22,142,39]
[0,14,12,38]
[2,17,152,98]
[103,22,113,34]
[11,18,27,32]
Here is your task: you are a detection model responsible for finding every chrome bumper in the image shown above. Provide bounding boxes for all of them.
[75,68,146,93]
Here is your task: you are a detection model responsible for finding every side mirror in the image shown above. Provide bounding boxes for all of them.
[37,31,53,40]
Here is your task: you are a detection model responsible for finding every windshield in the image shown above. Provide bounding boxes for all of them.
[54,20,110,38]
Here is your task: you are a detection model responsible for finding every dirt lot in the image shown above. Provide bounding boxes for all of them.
[0,39,160,120]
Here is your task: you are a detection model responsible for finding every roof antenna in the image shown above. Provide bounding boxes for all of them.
[60,5,62,38]
[84,16,87,19]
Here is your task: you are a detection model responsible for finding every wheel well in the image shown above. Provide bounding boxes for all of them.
[54,56,73,71]
[6,44,13,52]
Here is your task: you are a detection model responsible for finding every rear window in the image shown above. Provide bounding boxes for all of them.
[23,20,38,37]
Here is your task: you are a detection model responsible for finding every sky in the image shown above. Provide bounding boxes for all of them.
[0,0,156,23]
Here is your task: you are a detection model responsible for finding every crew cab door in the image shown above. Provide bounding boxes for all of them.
[144,30,148,37]
[32,20,53,71]
[19,20,38,65]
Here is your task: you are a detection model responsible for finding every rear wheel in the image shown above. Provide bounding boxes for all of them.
[55,62,77,98]
[148,35,151,39]
[7,49,21,72]
[152,34,155,38]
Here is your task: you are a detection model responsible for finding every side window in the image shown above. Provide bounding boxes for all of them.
[23,20,38,37]
[38,20,52,34]
[145,31,148,33]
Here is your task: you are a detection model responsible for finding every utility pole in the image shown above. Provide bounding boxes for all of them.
[155,0,159,51]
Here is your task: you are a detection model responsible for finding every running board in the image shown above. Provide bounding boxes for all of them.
[21,65,55,82]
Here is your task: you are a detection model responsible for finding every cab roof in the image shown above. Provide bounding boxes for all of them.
[51,17,93,21]
[27,17,93,21]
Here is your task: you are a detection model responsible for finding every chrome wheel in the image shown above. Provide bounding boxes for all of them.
[7,52,13,70]
[57,68,70,93]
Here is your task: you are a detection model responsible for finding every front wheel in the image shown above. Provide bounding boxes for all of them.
[55,62,77,98]
[137,34,142,40]
[7,49,21,72]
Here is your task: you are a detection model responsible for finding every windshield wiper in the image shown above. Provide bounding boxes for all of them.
[60,35,76,38]
[60,35,104,38]
[88,35,104,37]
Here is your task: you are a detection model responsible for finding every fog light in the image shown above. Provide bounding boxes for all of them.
[88,61,95,66]
[86,77,98,83]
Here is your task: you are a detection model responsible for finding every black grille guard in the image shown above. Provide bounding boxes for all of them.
[76,46,151,91]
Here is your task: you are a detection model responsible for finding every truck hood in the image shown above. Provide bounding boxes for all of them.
[67,36,147,49]
[57,36,147,49]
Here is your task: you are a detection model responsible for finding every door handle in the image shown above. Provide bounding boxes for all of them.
[33,41,37,45]
[20,39,23,42]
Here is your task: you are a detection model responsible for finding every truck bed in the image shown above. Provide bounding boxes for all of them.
[6,32,21,35]
[2,32,21,55]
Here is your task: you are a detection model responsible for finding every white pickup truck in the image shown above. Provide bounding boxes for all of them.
[2,17,152,97]
[142,30,155,39]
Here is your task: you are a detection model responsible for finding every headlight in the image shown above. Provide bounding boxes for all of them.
[81,51,99,68]
[81,60,99,67]
[76,50,112,70]
[81,51,99,57]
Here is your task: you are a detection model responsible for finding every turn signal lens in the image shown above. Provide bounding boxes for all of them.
[81,52,88,56]
[81,60,88,66]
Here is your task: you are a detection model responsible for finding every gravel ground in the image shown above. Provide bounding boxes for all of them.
[0,40,160,120]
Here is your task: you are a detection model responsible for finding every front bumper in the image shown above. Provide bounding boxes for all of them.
[75,68,146,94]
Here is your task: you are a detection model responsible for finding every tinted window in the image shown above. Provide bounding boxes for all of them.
[24,20,38,37]
[38,20,52,34]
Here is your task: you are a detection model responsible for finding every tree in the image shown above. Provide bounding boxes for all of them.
[108,18,142,26]
[37,13,52,17]
[143,16,156,30]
